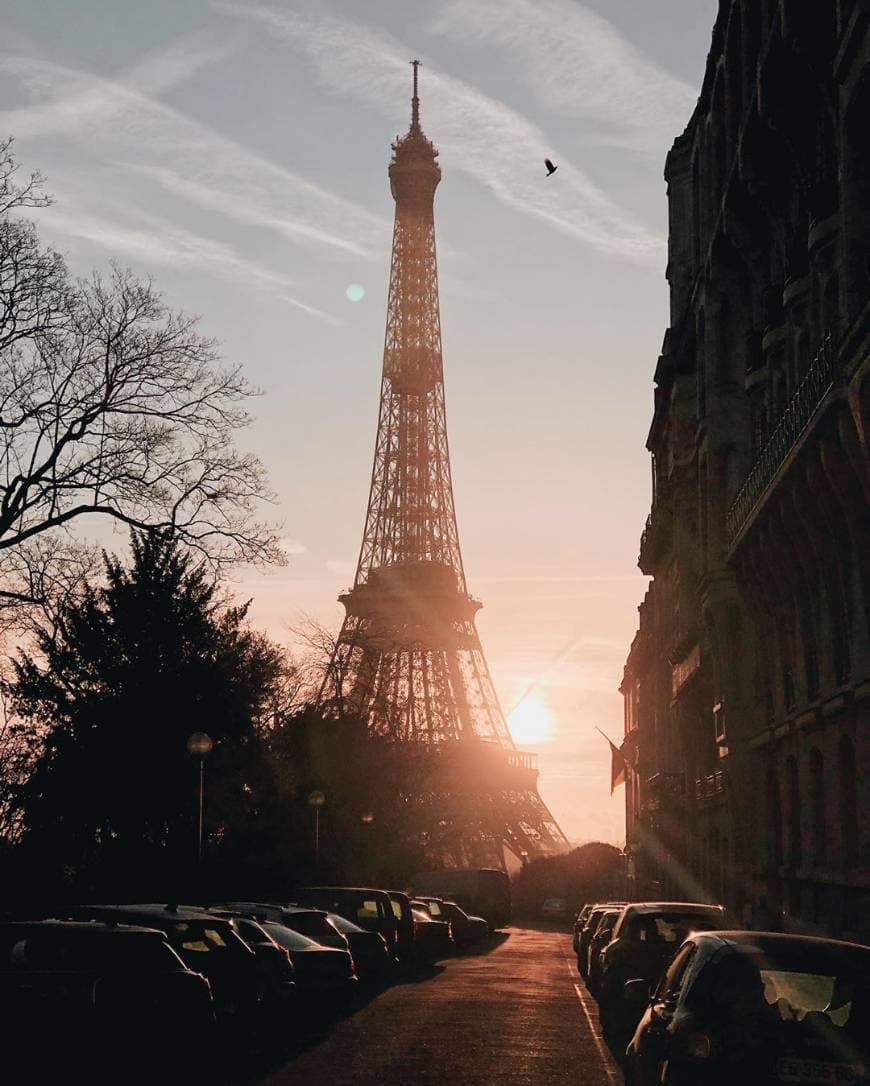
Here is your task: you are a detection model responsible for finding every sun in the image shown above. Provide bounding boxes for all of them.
[508,694,555,746]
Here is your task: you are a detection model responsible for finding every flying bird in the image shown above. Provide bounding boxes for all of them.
[544,158,558,176]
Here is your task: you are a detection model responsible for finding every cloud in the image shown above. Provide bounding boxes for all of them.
[213,2,665,266]
[0,48,388,271]
[431,0,697,152]
[277,538,309,557]
[324,559,355,578]
[37,196,338,323]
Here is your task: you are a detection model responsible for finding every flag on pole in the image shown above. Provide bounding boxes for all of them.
[596,728,627,793]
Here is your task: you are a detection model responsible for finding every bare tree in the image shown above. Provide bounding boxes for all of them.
[285,613,344,712]
[0,141,284,614]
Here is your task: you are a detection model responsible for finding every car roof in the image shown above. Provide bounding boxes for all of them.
[1,919,165,937]
[623,902,724,914]
[296,886,391,899]
[696,930,870,956]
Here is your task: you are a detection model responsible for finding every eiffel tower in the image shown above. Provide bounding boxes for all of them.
[321,62,568,868]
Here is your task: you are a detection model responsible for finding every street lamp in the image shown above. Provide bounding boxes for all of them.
[308,790,326,870]
[187,731,213,864]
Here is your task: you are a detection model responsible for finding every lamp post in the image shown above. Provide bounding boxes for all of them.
[308,790,326,871]
[187,732,213,864]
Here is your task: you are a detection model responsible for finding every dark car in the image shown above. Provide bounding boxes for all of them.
[598,902,727,1043]
[417,897,488,944]
[260,920,357,1003]
[71,904,259,1025]
[208,911,296,1014]
[386,890,416,962]
[578,904,621,979]
[625,931,870,1086]
[410,902,453,964]
[573,904,594,954]
[290,887,401,955]
[0,920,214,1077]
[586,907,623,997]
[327,913,393,983]
[215,901,350,952]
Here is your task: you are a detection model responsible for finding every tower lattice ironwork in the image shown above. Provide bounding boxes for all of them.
[321,63,568,867]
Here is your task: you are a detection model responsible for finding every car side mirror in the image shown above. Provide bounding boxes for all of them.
[623,978,650,1004]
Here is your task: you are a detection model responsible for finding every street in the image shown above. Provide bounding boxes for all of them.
[240,925,622,1086]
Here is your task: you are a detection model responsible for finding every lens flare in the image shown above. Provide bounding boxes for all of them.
[508,695,554,745]
[346,283,365,302]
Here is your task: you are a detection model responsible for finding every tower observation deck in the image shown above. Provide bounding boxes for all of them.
[320,62,568,867]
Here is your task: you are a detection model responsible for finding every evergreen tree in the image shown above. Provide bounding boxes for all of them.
[7,531,285,892]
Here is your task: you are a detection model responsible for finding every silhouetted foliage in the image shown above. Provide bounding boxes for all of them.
[4,531,286,898]
[512,841,625,917]
[0,139,283,629]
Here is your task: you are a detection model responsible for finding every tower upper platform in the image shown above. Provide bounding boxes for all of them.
[389,60,441,210]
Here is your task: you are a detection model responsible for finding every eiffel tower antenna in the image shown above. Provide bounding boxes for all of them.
[411,58,420,130]
[319,64,569,867]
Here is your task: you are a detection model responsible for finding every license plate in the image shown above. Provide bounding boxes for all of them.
[777,1056,865,1083]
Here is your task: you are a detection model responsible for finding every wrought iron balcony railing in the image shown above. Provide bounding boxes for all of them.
[695,770,725,803]
[726,333,836,545]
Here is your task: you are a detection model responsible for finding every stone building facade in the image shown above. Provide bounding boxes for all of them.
[621,0,870,939]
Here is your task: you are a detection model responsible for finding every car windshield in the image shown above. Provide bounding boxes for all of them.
[629,912,721,946]
[328,913,365,935]
[162,920,234,955]
[594,911,619,935]
[282,911,333,939]
[693,944,870,1061]
[262,922,320,952]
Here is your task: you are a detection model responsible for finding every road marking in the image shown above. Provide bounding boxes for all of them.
[573,984,621,1083]
[559,935,621,1083]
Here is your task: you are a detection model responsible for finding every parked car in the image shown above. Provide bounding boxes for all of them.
[70,904,260,1025]
[385,890,416,963]
[409,902,453,964]
[578,904,620,979]
[541,897,569,919]
[598,902,727,1043]
[573,904,594,954]
[625,931,870,1086]
[327,912,393,983]
[215,901,350,953]
[416,897,488,943]
[259,920,357,1003]
[586,907,623,997]
[208,911,296,1014]
[0,920,214,1076]
[290,887,401,956]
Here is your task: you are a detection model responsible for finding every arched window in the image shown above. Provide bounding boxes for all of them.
[809,748,827,866]
[696,308,706,416]
[839,736,858,867]
[799,584,820,701]
[786,755,801,866]
[767,768,783,868]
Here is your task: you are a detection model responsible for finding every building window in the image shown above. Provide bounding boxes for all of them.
[839,736,858,868]
[831,551,852,685]
[809,748,827,866]
[767,768,783,869]
[799,585,820,701]
[786,755,801,867]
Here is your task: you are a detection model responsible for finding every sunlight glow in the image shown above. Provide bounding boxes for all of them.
[508,694,555,745]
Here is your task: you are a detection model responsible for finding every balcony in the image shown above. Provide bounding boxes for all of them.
[695,770,725,804]
[638,485,673,574]
[726,334,836,546]
[644,771,686,813]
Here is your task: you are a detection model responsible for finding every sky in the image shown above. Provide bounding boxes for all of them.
[0,0,718,846]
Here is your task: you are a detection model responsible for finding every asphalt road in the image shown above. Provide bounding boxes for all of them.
[243,925,622,1086]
